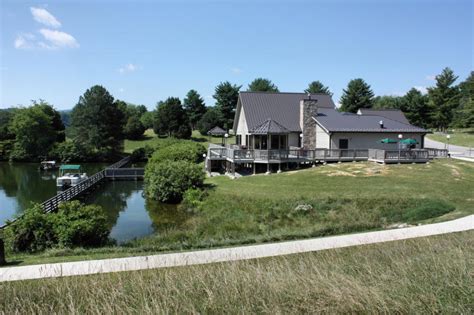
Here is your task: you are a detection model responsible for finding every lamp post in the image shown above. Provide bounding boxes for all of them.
[224,133,229,147]
[398,134,403,161]
[446,134,450,152]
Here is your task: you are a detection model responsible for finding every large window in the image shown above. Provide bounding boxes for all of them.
[339,139,349,149]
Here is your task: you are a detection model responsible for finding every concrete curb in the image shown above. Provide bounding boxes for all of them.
[1,215,472,282]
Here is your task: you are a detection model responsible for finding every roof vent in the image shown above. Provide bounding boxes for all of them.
[379,120,384,129]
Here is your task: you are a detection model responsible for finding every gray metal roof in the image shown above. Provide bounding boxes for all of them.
[238,92,336,132]
[207,126,226,135]
[249,118,290,134]
[357,109,410,124]
[316,108,427,133]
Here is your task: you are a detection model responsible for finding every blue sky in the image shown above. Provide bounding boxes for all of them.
[1,0,472,110]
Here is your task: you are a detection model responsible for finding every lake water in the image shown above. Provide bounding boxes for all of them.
[0,162,181,243]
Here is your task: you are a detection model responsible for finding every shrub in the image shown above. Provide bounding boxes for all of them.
[149,141,206,164]
[51,201,110,247]
[4,204,56,252]
[145,160,205,203]
[5,201,110,253]
[50,140,91,162]
[180,188,208,213]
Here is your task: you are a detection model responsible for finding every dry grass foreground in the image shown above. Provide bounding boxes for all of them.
[1,231,472,314]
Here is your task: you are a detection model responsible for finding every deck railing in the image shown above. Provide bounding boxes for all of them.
[425,148,449,158]
[368,149,429,162]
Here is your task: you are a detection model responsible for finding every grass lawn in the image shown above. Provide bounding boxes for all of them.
[5,158,473,266]
[427,128,474,147]
[1,231,472,313]
[124,129,235,153]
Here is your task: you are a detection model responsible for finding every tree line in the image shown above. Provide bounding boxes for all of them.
[0,67,472,161]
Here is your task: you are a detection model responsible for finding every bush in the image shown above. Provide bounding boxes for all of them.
[52,201,110,247]
[5,201,110,253]
[4,204,56,252]
[149,141,206,164]
[50,140,91,162]
[145,160,205,203]
[179,188,208,213]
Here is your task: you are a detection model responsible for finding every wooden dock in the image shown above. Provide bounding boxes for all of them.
[0,157,144,230]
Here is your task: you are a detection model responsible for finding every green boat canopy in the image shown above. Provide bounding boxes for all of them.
[59,165,81,171]
[399,138,418,145]
[379,138,398,144]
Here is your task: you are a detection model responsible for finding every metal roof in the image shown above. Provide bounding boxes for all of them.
[238,92,336,132]
[207,126,226,135]
[249,118,290,134]
[315,108,427,133]
[357,109,410,124]
[59,165,81,170]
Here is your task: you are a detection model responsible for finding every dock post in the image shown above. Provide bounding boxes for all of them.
[0,238,6,266]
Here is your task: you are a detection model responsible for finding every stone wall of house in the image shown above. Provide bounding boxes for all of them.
[300,98,318,149]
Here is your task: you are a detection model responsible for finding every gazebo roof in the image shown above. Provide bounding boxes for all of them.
[207,126,227,136]
[249,118,290,135]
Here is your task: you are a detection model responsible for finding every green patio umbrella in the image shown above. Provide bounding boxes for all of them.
[379,138,398,144]
[399,138,418,145]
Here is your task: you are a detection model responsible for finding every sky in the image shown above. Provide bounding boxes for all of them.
[1,0,472,110]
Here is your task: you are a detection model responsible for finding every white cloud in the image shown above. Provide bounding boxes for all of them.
[14,33,35,49]
[118,63,139,73]
[230,67,242,74]
[30,7,61,28]
[425,75,436,81]
[414,86,428,94]
[39,28,79,48]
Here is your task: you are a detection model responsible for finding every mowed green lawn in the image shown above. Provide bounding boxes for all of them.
[124,129,235,153]
[1,231,472,314]
[6,158,473,266]
[427,128,474,147]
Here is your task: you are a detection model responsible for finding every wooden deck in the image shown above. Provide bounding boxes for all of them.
[368,149,431,164]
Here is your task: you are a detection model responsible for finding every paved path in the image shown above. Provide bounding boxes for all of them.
[425,137,474,157]
[0,215,472,282]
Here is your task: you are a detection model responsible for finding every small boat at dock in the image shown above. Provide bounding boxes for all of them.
[39,160,59,171]
[56,165,88,189]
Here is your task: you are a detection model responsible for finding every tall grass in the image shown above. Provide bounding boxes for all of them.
[1,231,472,314]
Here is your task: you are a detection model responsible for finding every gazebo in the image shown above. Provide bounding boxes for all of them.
[207,126,227,145]
[248,118,289,150]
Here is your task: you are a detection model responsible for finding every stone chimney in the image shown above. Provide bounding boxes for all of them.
[299,95,318,149]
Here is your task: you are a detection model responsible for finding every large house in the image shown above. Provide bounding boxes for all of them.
[233,92,427,151]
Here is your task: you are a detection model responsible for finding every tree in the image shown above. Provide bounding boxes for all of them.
[339,78,375,113]
[373,96,404,110]
[214,81,241,130]
[9,102,64,160]
[247,78,279,92]
[403,88,431,128]
[140,111,154,129]
[124,115,146,140]
[70,85,125,155]
[197,107,224,135]
[452,72,474,128]
[153,97,191,139]
[427,67,460,130]
[305,81,333,96]
[183,90,206,130]
[0,110,14,140]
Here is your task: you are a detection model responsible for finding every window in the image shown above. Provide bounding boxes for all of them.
[339,139,349,149]
[236,135,241,145]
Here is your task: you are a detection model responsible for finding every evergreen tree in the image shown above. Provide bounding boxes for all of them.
[403,88,430,128]
[124,115,146,140]
[427,67,460,130]
[213,81,241,130]
[304,81,332,96]
[373,96,404,110]
[153,97,191,139]
[183,89,206,129]
[339,78,375,113]
[197,107,224,135]
[452,72,474,128]
[247,78,279,92]
[70,85,125,154]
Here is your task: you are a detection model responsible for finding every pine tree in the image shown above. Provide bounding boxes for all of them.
[153,97,191,139]
[339,78,375,113]
[213,81,241,130]
[247,78,279,92]
[403,88,430,128]
[427,67,460,130]
[183,89,206,130]
[304,81,332,96]
[452,72,474,128]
